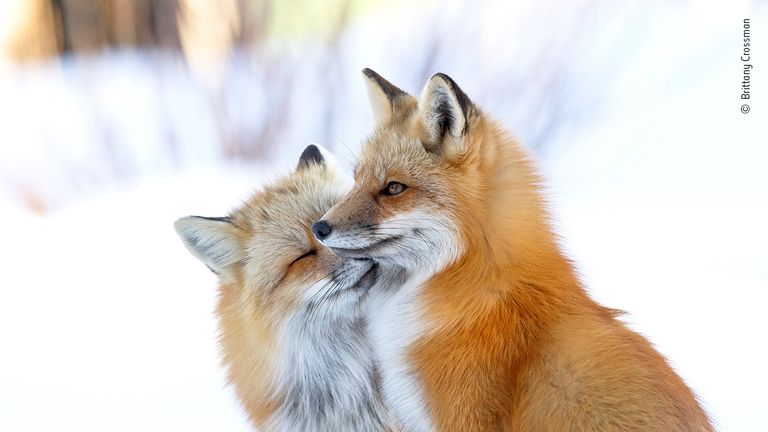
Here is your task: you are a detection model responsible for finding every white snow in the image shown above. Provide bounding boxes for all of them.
[0,170,265,432]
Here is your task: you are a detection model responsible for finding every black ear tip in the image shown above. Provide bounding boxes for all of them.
[429,72,473,114]
[191,215,232,223]
[362,68,408,100]
[432,72,451,82]
[297,144,325,170]
[431,72,461,92]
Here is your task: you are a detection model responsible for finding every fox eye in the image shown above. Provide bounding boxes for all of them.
[290,250,317,266]
[383,181,407,196]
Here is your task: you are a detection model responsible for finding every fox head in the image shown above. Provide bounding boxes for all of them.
[174,145,387,429]
[174,144,376,322]
[313,69,547,276]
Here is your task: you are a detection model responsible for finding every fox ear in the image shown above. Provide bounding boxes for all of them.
[418,73,476,158]
[296,144,325,170]
[362,68,412,124]
[174,216,244,280]
[295,143,343,175]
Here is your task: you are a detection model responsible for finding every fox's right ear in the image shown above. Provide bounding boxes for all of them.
[362,68,414,125]
[174,216,244,280]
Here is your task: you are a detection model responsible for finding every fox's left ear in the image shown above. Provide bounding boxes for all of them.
[418,73,476,158]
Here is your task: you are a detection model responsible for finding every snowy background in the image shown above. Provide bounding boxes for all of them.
[1,0,766,430]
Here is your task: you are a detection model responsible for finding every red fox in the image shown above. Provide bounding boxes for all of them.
[174,145,394,431]
[313,69,714,431]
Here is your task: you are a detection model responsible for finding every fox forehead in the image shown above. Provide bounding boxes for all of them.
[235,166,344,245]
[355,129,439,186]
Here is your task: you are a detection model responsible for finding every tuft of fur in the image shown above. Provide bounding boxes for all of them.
[175,145,394,431]
[317,70,714,431]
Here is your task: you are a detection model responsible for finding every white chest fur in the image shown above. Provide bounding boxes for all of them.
[367,272,436,432]
[266,308,391,432]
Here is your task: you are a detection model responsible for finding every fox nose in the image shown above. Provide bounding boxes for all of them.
[312,220,333,240]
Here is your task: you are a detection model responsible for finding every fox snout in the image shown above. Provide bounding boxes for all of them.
[310,187,382,256]
[311,218,384,259]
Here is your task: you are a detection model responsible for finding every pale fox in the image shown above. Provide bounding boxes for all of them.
[174,145,393,431]
[313,69,714,431]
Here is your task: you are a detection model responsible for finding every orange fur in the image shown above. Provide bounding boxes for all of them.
[322,71,713,431]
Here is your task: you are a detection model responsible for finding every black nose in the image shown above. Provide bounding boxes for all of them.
[312,220,333,240]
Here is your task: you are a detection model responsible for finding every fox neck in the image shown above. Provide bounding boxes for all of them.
[432,122,583,325]
[268,306,390,431]
[384,124,586,431]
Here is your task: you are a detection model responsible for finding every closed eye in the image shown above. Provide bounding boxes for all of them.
[290,250,317,266]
